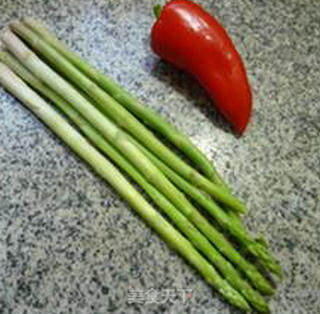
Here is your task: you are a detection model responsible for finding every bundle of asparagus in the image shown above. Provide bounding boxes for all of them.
[0,19,282,312]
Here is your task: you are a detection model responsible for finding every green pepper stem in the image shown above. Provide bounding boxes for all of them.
[153,4,162,19]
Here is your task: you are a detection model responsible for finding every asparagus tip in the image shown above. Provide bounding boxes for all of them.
[255,234,270,248]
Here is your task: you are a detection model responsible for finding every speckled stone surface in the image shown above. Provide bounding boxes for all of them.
[0,0,319,313]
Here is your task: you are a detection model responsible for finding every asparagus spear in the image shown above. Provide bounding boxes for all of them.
[23,17,225,186]
[10,21,246,214]
[126,135,283,280]
[0,51,270,311]
[0,62,251,312]
[3,30,255,274]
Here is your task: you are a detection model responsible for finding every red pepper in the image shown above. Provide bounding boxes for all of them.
[151,0,252,134]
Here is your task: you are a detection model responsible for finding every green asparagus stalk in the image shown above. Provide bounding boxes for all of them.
[3,27,282,280]
[23,17,226,187]
[3,29,282,280]
[126,135,283,280]
[2,30,254,275]
[0,62,251,312]
[0,51,270,311]
[10,21,246,214]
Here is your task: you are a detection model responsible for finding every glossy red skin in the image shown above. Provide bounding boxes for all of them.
[151,0,252,134]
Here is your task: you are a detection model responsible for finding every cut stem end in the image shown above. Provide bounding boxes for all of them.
[153,4,162,19]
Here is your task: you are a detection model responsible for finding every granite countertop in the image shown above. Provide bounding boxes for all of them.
[0,0,319,313]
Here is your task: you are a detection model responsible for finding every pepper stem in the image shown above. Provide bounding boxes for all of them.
[153,4,162,19]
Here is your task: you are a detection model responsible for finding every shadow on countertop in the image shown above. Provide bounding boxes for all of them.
[149,58,236,136]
